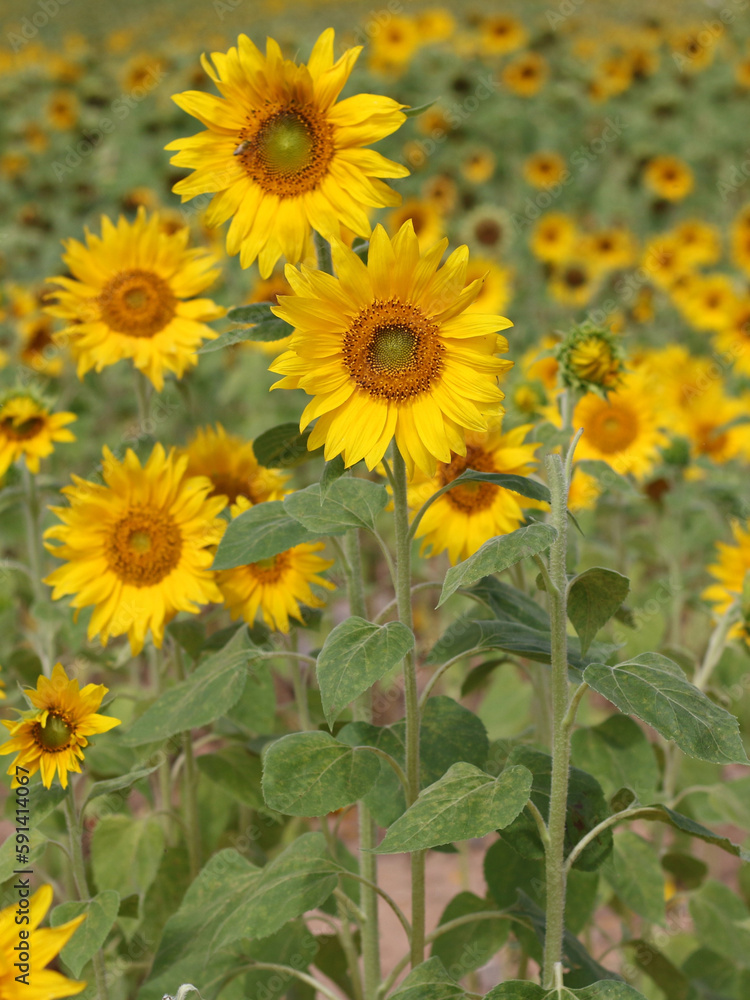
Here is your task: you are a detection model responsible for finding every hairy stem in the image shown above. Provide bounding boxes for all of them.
[174,644,201,878]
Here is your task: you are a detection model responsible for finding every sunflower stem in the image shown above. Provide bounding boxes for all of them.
[541,450,571,989]
[314,230,334,274]
[392,444,425,969]
[21,461,46,607]
[65,793,110,1000]
[134,370,152,431]
[173,643,201,879]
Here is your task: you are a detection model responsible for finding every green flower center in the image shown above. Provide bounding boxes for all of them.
[129,530,152,554]
[37,713,72,751]
[369,327,417,373]
[257,113,314,175]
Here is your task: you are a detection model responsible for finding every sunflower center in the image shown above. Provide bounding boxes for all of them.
[564,267,587,288]
[99,269,177,338]
[0,415,44,441]
[248,550,291,583]
[237,103,335,197]
[106,506,182,586]
[35,713,72,751]
[209,473,258,506]
[440,445,498,514]
[591,405,638,453]
[475,220,502,246]
[343,299,445,401]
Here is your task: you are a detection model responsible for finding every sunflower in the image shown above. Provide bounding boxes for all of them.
[45,209,224,391]
[703,522,750,642]
[217,496,334,632]
[461,148,496,184]
[579,228,637,273]
[502,52,548,97]
[422,173,458,214]
[736,57,750,88]
[522,151,567,189]
[0,666,5,700]
[0,884,86,999]
[568,466,602,513]
[673,219,721,266]
[641,234,691,290]
[46,90,78,130]
[548,260,599,306]
[387,198,444,252]
[17,313,63,377]
[459,205,513,258]
[683,384,750,466]
[713,298,750,377]
[416,9,455,42]
[670,27,718,73]
[0,662,120,789]
[464,259,513,314]
[0,391,76,477]
[183,424,289,505]
[270,221,513,477]
[643,156,694,202]
[573,370,668,479]
[44,444,225,655]
[679,274,737,333]
[167,29,408,278]
[368,15,421,73]
[530,212,578,263]
[479,15,528,54]
[408,419,540,564]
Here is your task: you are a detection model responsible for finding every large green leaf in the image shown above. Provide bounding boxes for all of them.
[338,697,489,827]
[502,747,613,871]
[212,500,319,570]
[376,763,532,853]
[253,422,321,468]
[468,577,551,629]
[83,765,159,810]
[584,652,749,764]
[446,471,551,504]
[91,816,164,901]
[602,832,664,925]
[571,715,659,803]
[431,892,508,976]
[317,617,414,727]
[484,983,646,999]
[196,748,265,809]
[262,731,380,816]
[636,803,750,862]
[50,891,119,977]
[623,940,690,1000]
[284,479,388,534]
[439,524,558,607]
[689,881,750,968]
[390,957,469,1000]
[226,302,281,325]
[567,568,630,654]
[122,627,257,745]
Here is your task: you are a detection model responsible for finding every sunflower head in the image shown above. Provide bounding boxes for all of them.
[0,388,76,478]
[0,662,120,789]
[556,324,625,396]
[183,424,289,506]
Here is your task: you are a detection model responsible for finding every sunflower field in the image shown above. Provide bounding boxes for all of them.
[2,1,750,998]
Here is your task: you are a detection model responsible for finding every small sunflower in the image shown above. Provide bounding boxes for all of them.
[522,151,567,189]
[530,212,578,263]
[408,419,540,564]
[0,662,120,789]
[217,496,334,631]
[643,156,694,202]
[703,522,750,642]
[269,221,513,477]
[713,297,750,377]
[502,52,548,97]
[480,15,528,54]
[642,234,691,290]
[183,424,289,505]
[679,274,737,333]
[461,148,496,184]
[459,205,513,258]
[387,197,444,252]
[46,208,224,391]
[579,228,637,273]
[548,260,599,306]
[670,27,718,73]
[422,173,458,214]
[368,15,421,73]
[683,384,750,466]
[46,90,78,130]
[0,884,86,999]
[0,391,76,477]
[521,334,560,393]
[573,371,668,479]
[673,219,721,266]
[167,29,408,277]
[44,444,225,654]
[17,313,64,377]
[556,325,624,394]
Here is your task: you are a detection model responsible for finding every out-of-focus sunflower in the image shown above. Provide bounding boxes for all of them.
[703,522,750,642]
[670,26,719,74]
[0,884,87,998]
[167,30,408,277]
[0,152,28,180]
[530,212,578,262]
[713,298,750,376]
[548,260,599,306]
[368,15,421,73]
[269,221,513,478]
[44,445,225,655]
[416,8,456,42]
[17,312,63,377]
[679,274,737,333]
[0,662,120,789]
[643,155,694,202]
[568,466,602,513]
[736,57,750,88]
[522,151,567,188]
[46,90,79,130]
[573,371,668,479]
[672,219,721,266]
[479,14,528,54]
[459,205,513,258]
[183,424,289,505]
[408,419,540,563]
[502,52,548,97]
[521,334,560,393]
[422,173,458,214]
[589,54,633,101]
[464,258,513,314]
[579,228,637,273]
[216,496,334,632]
[683,384,750,466]
[0,391,76,477]
[46,208,224,391]
[460,148,496,184]
[641,234,691,290]
[387,198,444,252]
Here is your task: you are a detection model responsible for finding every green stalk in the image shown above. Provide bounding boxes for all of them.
[173,644,201,878]
[21,462,45,605]
[134,370,151,429]
[541,450,571,988]
[391,445,425,968]
[65,794,110,1000]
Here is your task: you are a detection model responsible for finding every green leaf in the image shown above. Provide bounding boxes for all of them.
[284,479,388,534]
[583,652,749,765]
[484,983,646,999]
[223,661,276,735]
[83,765,159,811]
[623,940,690,1000]
[317,617,414,727]
[253,422,321,468]
[51,891,119,978]
[262,731,380,816]
[502,747,613,871]
[376,763,532,853]
[212,500,320,570]
[403,99,439,117]
[226,302,277,324]
[602,831,664,924]
[575,460,637,494]
[91,816,164,901]
[320,456,347,499]
[196,747,265,809]
[571,715,659,802]
[390,957,468,999]
[690,881,750,968]
[431,892,508,976]
[196,316,292,352]
[121,627,257,745]
[567,568,630,654]
[682,947,744,1000]
[636,803,750,862]
[447,470,551,504]
[660,852,707,891]
[438,524,558,607]
[468,577,551,629]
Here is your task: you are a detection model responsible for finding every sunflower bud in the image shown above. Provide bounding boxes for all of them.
[555,323,625,396]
